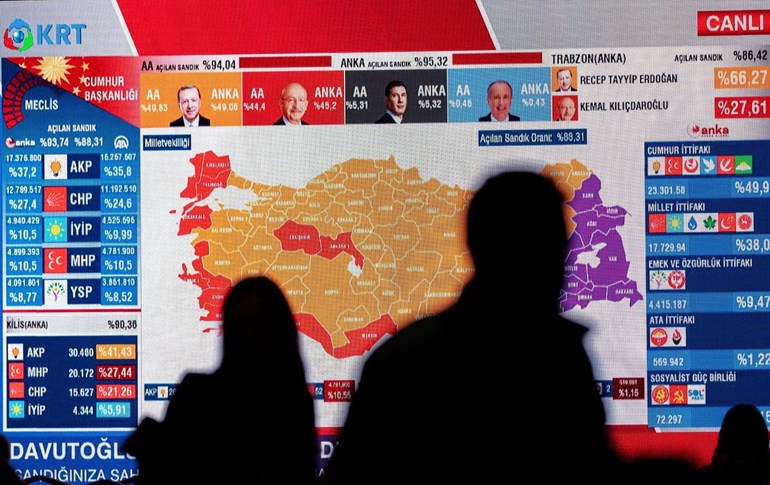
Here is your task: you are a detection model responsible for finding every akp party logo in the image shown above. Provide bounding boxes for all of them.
[4,18,33,52]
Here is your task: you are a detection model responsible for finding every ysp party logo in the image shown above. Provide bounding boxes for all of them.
[4,17,86,52]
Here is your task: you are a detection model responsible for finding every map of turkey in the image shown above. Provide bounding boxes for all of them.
[176,151,641,358]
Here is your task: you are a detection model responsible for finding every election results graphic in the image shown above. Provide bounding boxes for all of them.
[2,57,140,433]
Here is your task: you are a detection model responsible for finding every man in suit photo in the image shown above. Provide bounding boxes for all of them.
[170,85,211,127]
[375,80,407,124]
[555,67,577,92]
[478,80,520,122]
[274,82,310,125]
[555,95,577,121]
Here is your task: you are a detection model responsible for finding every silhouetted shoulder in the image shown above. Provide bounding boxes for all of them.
[366,313,445,361]
[162,372,215,417]
[124,275,316,485]
[554,314,589,339]
[0,464,23,485]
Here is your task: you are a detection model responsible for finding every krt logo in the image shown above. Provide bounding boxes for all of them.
[4,18,86,52]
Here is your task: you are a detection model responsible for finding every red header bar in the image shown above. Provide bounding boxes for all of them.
[453,52,542,65]
[698,10,770,36]
[239,55,333,68]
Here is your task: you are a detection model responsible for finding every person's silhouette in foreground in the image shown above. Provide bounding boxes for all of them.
[123,276,317,485]
[626,457,696,485]
[695,403,770,484]
[0,434,23,485]
[321,170,621,484]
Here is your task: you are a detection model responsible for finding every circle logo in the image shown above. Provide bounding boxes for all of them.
[652,385,669,404]
[650,327,668,346]
[4,19,34,52]
[667,270,685,289]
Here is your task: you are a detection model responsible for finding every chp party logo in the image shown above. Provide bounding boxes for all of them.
[4,18,33,52]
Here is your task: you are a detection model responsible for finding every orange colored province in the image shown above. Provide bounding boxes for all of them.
[188,155,474,356]
[306,157,472,346]
[541,158,592,236]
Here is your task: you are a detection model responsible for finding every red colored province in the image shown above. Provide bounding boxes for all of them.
[274,221,365,269]
[274,220,321,252]
[177,204,212,236]
[178,240,233,322]
[5,56,140,126]
[320,232,365,268]
[296,313,397,358]
[180,151,232,206]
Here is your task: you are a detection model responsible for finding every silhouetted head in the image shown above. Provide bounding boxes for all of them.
[467,171,568,306]
[220,276,302,370]
[713,403,769,465]
[0,434,9,463]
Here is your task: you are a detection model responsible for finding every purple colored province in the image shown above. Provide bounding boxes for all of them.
[560,173,642,311]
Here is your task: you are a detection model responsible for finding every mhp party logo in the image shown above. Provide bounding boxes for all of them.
[4,18,86,52]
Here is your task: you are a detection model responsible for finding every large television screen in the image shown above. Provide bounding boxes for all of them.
[1,1,769,483]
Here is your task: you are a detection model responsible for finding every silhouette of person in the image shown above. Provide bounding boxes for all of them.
[123,276,317,485]
[321,170,620,485]
[626,457,697,485]
[0,434,23,485]
[694,403,770,484]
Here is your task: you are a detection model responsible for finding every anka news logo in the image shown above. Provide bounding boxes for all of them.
[4,18,86,52]
[688,123,730,138]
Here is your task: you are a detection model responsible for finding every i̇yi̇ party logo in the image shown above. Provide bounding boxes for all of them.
[3,18,33,52]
